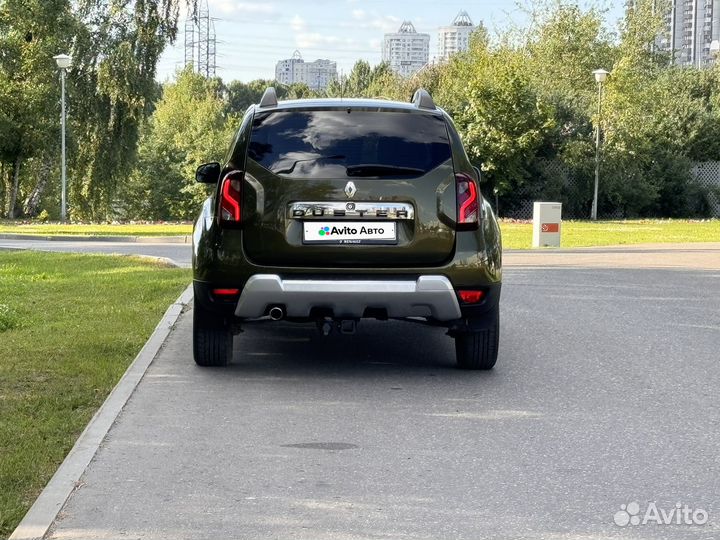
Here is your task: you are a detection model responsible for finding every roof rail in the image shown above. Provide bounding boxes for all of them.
[412,88,436,111]
[259,87,278,108]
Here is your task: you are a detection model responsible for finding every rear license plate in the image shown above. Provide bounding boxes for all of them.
[303,222,397,244]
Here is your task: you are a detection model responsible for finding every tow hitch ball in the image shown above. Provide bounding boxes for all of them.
[318,320,333,336]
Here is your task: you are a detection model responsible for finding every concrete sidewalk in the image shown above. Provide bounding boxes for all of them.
[0,233,190,244]
[504,242,720,270]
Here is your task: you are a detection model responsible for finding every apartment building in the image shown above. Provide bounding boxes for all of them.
[437,10,480,60]
[628,0,720,66]
[382,21,430,77]
[275,51,338,90]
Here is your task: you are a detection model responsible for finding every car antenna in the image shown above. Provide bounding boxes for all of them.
[411,88,436,110]
[259,87,278,108]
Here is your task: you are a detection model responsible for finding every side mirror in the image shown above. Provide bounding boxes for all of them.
[196,162,221,184]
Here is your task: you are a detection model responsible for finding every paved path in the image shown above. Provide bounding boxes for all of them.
[45,266,720,539]
[1,238,719,270]
[503,242,720,271]
[0,239,192,268]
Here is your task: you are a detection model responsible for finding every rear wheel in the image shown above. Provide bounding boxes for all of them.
[193,303,233,367]
[454,311,499,370]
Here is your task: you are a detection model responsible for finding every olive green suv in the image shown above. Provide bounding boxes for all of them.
[192,88,502,369]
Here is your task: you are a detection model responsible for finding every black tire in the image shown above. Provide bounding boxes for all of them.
[454,311,499,370]
[193,303,233,367]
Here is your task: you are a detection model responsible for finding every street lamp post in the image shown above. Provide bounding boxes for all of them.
[53,54,72,222]
[591,69,609,221]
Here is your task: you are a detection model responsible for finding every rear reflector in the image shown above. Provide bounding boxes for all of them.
[456,172,479,227]
[458,290,485,304]
[212,288,240,298]
[220,171,243,223]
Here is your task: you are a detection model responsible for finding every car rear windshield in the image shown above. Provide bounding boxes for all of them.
[248,109,452,178]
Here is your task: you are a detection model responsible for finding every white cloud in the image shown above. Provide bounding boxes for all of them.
[291,14,306,32]
[292,15,358,51]
[338,11,400,33]
[369,14,401,33]
[208,1,277,16]
[295,32,341,49]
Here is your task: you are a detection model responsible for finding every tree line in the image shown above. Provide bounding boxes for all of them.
[1,0,182,219]
[2,0,719,221]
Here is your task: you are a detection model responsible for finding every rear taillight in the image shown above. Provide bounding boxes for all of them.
[456,172,479,228]
[219,171,243,223]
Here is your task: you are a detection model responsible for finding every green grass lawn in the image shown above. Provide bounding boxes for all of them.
[500,219,720,249]
[0,251,190,538]
[2,219,719,248]
[0,222,192,237]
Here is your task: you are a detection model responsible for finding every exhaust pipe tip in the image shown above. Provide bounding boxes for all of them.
[269,306,284,321]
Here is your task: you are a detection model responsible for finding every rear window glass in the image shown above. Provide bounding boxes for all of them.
[248,110,451,178]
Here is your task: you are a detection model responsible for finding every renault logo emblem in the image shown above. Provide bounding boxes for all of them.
[344,181,357,199]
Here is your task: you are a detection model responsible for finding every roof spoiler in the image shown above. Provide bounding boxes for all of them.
[259,87,278,108]
[411,88,436,110]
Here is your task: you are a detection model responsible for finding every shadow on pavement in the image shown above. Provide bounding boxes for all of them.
[217,318,502,379]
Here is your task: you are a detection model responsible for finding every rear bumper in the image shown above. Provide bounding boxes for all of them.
[233,274,462,320]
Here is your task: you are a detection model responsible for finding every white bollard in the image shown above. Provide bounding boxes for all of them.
[532,202,562,248]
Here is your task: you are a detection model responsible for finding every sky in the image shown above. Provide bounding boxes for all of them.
[156,0,627,84]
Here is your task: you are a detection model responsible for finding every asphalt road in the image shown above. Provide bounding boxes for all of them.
[0,238,192,267]
[2,238,719,271]
[45,266,720,540]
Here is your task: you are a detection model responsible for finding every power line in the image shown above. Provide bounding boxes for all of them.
[184,0,217,78]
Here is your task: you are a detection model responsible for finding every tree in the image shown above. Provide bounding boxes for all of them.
[365,62,404,100]
[326,60,401,99]
[226,79,281,115]
[522,3,617,215]
[285,82,315,99]
[345,60,372,96]
[66,0,184,219]
[599,0,717,216]
[438,38,556,201]
[121,68,233,220]
[0,0,75,218]
[0,0,188,219]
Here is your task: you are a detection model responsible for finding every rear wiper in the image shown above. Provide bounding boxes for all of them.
[274,155,345,175]
[346,164,425,177]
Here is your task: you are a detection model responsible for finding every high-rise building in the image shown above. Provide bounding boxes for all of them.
[382,21,430,77]
[628,0,720,67]
[275,51,338,91]
[665,0,720,66]
[437,10,480,61]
